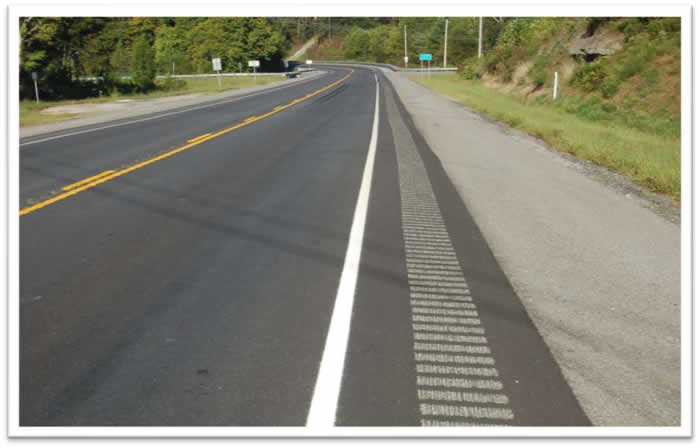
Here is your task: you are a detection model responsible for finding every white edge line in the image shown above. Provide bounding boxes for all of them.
[305,72,380,428]
[19,71,329,147]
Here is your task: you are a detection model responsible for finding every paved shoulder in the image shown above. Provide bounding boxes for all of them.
[384,71,680,426]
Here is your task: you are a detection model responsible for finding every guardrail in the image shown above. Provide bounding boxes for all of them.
[311,61,458,73]
[78,71,318,82]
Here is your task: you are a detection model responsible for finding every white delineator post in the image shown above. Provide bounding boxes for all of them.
[478,17,483,58]
[443,18,449,68]
[404,25,408,68]
[553,71,559,100]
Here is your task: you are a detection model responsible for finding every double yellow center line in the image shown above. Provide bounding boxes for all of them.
[20,69,354,217]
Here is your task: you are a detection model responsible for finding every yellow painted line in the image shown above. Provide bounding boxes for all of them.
[187,133,212,143]
[61,170,116,191]
[244,116,259,122]
[20,69,355,217]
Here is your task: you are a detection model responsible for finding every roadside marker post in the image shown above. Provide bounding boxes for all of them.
[248,60,260,85]
[31,72,39,103]
[419,53,432,78]
[553,71,559,100]
[212,58,222,88]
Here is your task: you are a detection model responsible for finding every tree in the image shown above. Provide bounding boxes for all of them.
[130,35,156,91]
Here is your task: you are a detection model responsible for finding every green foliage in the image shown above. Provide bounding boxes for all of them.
[461,56,484,80]
[571,61,607,91]
[497,18,536,47]
[342,27,370,60]
[618,54,645,80]
[529,54,549,87]
[130,36,156,92]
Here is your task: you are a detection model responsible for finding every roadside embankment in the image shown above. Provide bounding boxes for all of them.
[412,73,680,202]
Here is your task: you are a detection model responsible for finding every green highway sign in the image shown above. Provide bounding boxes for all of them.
[419,53,432,61]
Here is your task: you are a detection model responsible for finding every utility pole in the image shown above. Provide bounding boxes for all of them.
[329,17,331,40]
[478,17,483,58]
[443,18,449,68]
[404,24,408,68]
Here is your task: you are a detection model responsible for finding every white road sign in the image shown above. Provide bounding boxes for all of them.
[212,58,222,71]
[248,60,260,68]
[306,60,313,65]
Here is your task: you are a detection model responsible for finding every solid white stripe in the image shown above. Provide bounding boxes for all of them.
[306,73,380,428]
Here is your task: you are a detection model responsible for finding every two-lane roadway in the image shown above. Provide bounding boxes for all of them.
[19,65,590,427]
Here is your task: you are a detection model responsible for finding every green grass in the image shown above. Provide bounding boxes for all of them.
[20,75,281,128]
[412,74,680,200]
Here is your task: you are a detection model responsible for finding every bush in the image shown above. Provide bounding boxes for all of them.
[618,54,645,80]
[571,61,607,91]
[601,77,621,98]
[158,76,186,91]
[484,46,519,82]
[461,56,484,80]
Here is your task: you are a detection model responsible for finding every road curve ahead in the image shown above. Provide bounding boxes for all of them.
[20,65,590,427]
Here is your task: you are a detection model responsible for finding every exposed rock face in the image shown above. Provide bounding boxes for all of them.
[569,28,624,57]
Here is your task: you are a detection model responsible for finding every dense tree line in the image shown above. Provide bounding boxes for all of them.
[19,17,291,100]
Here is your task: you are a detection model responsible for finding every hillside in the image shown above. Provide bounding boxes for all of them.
[306,17,681,198]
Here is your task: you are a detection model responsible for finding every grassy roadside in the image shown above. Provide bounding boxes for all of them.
[412,74,680,200]
[20,75,281,128]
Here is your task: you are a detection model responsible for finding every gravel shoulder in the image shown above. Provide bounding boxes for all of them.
[384,70,681,426]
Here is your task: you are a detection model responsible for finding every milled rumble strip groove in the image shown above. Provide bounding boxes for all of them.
[416,364,498,377]
[418,389,509,405]
[410,287,470,295]
[408,274,467,281]
[410,293,472,302]
[415,352,496,365]
[386,83,515,427]
[412,307,478,318]
[410,300,476,309]
[20,69,355,216]
[416,376,503,390]
[421,419,509,427]
[414,343,491,355]
[413,324,485,335]
[412,315,482,326]
[413,333,487,344]
[409,279,468,287]
[420,404,515,421]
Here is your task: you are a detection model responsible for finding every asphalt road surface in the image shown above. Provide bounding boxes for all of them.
[20,65,590,427]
